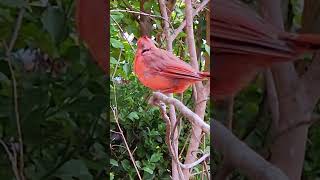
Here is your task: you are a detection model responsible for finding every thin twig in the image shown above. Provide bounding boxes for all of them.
[110,15,135,51]
[111,9,176,36]
[111,9,164,19]
[179,132,191,157]
[112,49,123,79]
[158,0,173,50]
[8,8,25,52]
[118,2,139,20]
[172,0,209,39]
[203,159,210,179]
[111,106,143,180]
[157,102,185,179]
[155,100,209,170]
[111,66,142,179]
[272,113,320,141]
[0,139,20,180]
[2,5,27,180]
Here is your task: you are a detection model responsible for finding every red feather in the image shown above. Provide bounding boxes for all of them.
[212,0,320,99]
[134,36,210,93]
[75,0,107,73]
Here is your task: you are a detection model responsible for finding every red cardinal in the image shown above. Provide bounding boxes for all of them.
[134,36,210,93]
[75,0,107,73]
[212,0,320,99]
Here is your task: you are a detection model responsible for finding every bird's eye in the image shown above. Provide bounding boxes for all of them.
[142,48,151,54]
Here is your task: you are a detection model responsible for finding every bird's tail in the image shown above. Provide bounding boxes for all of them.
[280,32,320,52]
[199,71,210,79]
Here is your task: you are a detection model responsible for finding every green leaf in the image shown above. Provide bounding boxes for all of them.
[121,159,131,171]
[128,111,139,121]
[122,63,130,76]
[110,159,118,167]
[19,23,58,57]
[144,1,153,9]
[42,6,67,43]
[110,13,124,22]
[135,161,142,169]
[110,57,118,64]
[110,38,124,49]
[91,142,108,160]
[150,153,162,163]
[143,166,154,174]
[0,72,9,83]
[54,159,93,180]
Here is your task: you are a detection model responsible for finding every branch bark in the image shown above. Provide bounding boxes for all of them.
[172,0,209,40]
[264,70,280,130]
[158,0,179,178]
[211,119,289,180]
[151,92,210,133]
[139,0,152,36]
[260,1,313,179]
[2,4,27,180]
[302,51,320,107]
[183,0,210,179]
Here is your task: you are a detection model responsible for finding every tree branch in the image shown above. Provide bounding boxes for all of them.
[183,0,210,178]
[150,92,210,133]
[158,0,173,50]
[0,139,21,180]
[301,52,320,107]
[261,1,311,179]
[172,0,209,40]
[111,9,163,19]
[111,106,142,180]
[2,4,27,180]
[264,70,280,130]
[211,119,289,180]
[158,1,179,178]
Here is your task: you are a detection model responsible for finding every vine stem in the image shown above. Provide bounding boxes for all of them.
[2,4,27,180]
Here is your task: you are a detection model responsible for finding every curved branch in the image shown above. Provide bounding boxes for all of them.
[150,92,210,179]
[172,0,209,40]
[211,119,289,180]
[150,92,210,133]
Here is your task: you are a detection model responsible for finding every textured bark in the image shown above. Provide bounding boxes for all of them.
[157,0,179,178]
[139,0,152,36]
[301,0,320,33]
[260,1,314,179]
[182,0,210,179]
[212,119,289,180]
[211,0,320,179]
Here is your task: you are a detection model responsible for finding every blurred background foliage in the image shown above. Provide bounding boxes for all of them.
[211,0,320,179]
[110,0,210,179]
[0,0,107,179]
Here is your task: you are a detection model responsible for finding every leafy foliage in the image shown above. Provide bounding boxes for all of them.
[211,1,320,179]
[110,0,210,179]
[0,0,107,179]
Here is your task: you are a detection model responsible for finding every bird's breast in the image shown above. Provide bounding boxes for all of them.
[134,56,192,92]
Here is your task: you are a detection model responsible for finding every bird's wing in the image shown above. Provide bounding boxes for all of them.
[76,0,107,73]
[142,48,204,80]
[212,0,296,57]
